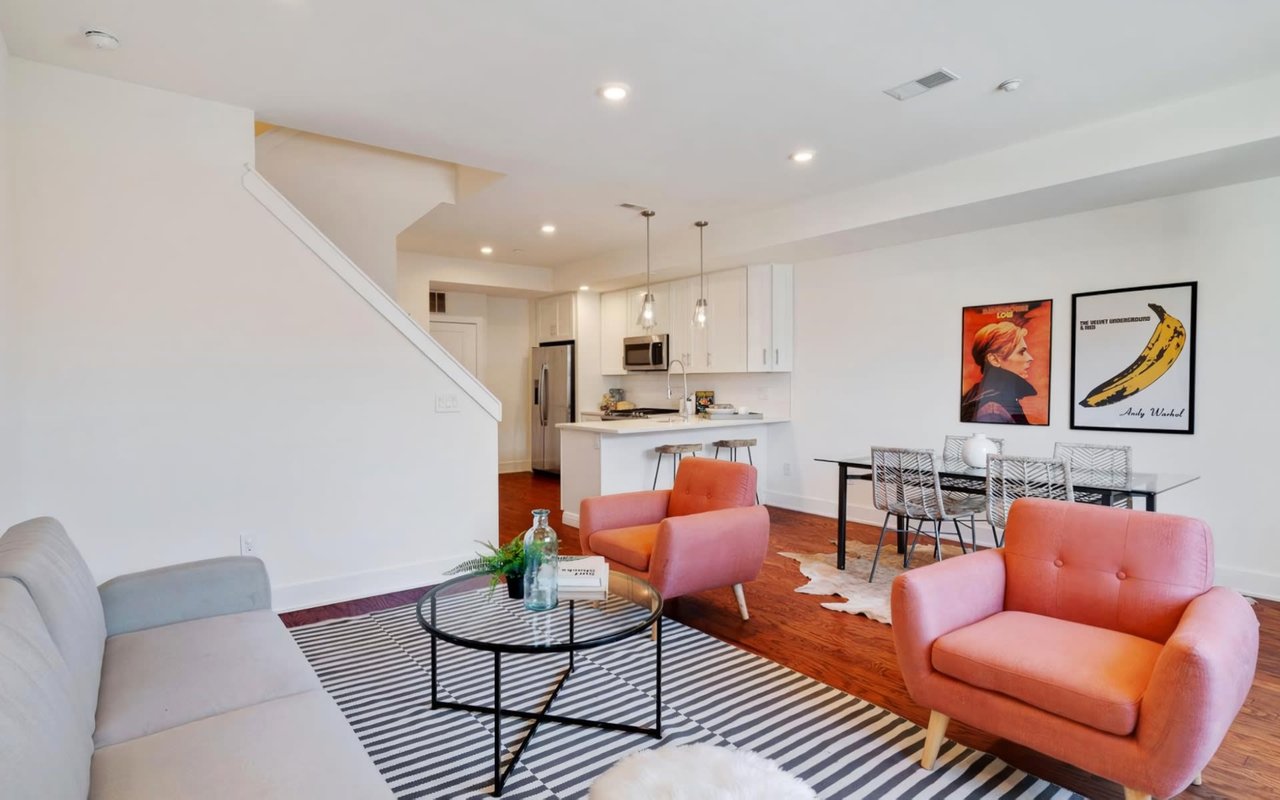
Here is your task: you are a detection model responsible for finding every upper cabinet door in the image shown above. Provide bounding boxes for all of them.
[600,290,628,375]
[771,264,794,372]
[536,295,559,342]
[667,276,701,372]
[706,267,747,373]
[746,264,773,373]
[536,292,577,342]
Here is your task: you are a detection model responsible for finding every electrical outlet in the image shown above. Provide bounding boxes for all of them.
[434,393,460,413]
[782,462,792,476]
[239,533,257,557]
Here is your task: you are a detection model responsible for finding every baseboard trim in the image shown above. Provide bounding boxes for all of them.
[499,460,531,474]
[272,554,470,612]
[562,511,580,528]
[1214,567,1280,602]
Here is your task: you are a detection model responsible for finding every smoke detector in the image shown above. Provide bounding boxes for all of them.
[84,30,121,50]
[997,78,1023,93]
[883,69,958,101]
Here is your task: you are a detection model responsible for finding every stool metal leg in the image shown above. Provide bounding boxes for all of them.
[714,446,721,459]
[652,453,663,490]
[672,452,681,485]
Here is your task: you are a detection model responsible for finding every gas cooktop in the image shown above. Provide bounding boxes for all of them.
[600,407,680,421]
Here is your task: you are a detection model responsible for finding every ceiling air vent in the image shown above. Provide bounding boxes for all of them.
[618,203,649,211]
[429,291,447,314]
[883,69,959,101]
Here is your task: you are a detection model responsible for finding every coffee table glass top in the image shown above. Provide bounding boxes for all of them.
[417,571,662,654]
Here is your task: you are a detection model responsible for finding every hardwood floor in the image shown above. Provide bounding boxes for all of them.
[284,471,1280,799]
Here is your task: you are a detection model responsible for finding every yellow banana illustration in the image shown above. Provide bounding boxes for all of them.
[1079,303,1186,407]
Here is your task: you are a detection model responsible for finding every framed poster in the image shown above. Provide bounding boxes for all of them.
[960,299,1052,426]
[1070,282,1196,434]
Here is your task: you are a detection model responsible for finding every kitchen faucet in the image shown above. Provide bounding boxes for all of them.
[667,359,692,420]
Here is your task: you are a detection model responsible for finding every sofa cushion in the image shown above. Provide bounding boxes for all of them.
[932,610,1163,736]
[90,689,393,799]
[94,609,320,747]
[0,578,94,799]
[0,517,106,729]
[589,523,659,571]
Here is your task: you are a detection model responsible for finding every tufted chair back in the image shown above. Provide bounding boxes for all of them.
[667,458,757,517]
[1003,498,1214,643]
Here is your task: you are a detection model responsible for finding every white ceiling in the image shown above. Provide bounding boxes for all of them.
[4,1,1280,270]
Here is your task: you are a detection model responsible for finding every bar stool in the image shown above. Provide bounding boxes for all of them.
[653,443,701,489]
[713,438,759,503]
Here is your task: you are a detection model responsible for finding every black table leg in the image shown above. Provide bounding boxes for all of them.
[1144,493,1156,512]
[837,464,849,569]
[492,651,503,795]
[896,513,908,554]
[654,617,663,737]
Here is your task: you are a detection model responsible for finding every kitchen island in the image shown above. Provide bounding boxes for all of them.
[556,416,789,526]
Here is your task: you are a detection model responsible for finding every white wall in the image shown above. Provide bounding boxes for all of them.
[766,177,1280,598]
[256,129,457,297]
[398,250,553,297]
[0,41,18,525]
[403,284,534,474]
[10,59,498,609]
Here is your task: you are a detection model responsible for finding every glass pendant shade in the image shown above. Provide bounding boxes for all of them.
[638,292,656,328]
[638,209,657,329]
[692,297,708,328]
[693,220,709,329]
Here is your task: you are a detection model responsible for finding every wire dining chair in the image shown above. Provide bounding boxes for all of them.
[868,447,976,582]
[941,434,1005,547]
[986,455,1075,547]
[1053,442,1132,508]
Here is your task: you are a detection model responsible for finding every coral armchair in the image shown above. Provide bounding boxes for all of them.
[892,498,1258,800]
[578,458,770,620]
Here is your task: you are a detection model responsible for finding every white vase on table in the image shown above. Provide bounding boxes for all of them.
[961,433,998,468]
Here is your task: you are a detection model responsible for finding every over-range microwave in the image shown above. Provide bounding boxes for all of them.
[623,334,669,371]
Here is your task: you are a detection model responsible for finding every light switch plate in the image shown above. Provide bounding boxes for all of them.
[435,393,460,413]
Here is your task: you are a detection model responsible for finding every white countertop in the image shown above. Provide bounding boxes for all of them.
[557,416,789,435]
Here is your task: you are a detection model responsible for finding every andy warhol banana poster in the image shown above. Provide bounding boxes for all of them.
[1070,282,1197,434]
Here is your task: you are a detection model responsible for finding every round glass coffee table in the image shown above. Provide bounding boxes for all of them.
[416,571,663,796]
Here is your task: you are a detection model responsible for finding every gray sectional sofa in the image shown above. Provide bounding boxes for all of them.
[0,517,394,799]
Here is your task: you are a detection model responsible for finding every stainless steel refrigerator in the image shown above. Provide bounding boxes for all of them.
[531,342,574,474]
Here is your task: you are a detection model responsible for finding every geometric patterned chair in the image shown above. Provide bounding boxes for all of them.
[1053,442,1133,508]
[892,498,1259,800]
[867,447,976,582]
[985,455,1074,547]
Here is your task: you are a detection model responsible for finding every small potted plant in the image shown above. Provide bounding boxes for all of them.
[446,537,527,599]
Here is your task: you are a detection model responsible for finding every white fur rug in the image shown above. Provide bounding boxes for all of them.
[589,743,816,800]
[780,539,966,624]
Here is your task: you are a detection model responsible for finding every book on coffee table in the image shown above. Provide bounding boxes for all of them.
[558,555,608,588]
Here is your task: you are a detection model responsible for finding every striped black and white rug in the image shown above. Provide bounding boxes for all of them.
[289,593,1081,799]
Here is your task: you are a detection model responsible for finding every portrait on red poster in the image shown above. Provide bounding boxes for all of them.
[959,299,1052,426]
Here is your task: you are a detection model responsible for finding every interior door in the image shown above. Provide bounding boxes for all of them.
[430,321,479,376]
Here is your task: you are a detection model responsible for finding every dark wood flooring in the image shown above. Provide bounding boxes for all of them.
[283,471,1280,799]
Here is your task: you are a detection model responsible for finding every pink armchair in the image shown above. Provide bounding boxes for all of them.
[891,498,1258,800]
[578,458,770,620]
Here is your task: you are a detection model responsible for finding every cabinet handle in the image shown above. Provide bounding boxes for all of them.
[706,352,711,367]
[762,348,767,365]
[775,348,779,364]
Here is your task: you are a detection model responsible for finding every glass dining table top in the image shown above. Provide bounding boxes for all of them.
[815,455,1199,495]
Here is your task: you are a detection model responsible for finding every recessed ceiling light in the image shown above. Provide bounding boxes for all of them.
[789,150,815,164]
[541,224,557,234]
[480,246,494,255]
[579,285,590,292]
[83,30,121,50]
[598,83,630,102]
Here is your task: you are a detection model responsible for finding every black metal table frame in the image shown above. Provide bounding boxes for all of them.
[417,589,664,796]
[828,461,1164,571]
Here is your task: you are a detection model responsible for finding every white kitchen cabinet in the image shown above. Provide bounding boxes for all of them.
[705,267,747,373]
[536,292,577,342]
[625,282,670,338]
[599,289,628,375]
[746,263,793,372]
[666,276,702,371]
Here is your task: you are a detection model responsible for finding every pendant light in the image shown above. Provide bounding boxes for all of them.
[637,210,657,330]
[692,220,709,328]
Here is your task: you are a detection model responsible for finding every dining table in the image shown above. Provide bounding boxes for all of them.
[814,455,1200,570]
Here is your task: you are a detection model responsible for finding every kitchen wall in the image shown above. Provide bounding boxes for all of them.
[767,176,1280,599]
[0,40,18,525]
[607,372,792,419]
[10,58,498,609]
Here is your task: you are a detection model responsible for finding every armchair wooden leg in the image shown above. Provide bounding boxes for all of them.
[1193,772,1203,786]
[1122,789,1151,800]
[732,583,750,621]
[920,710,949,770]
